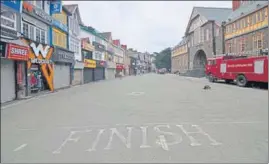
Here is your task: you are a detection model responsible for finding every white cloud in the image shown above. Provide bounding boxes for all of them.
[63,1,231,53]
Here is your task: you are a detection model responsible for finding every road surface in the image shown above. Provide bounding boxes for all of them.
[1,74,268,163]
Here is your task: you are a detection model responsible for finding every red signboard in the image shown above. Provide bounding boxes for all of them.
[7,43,29,61]
[116,64,124,70]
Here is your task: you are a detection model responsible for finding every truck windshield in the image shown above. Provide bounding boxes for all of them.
[208,60,216,65]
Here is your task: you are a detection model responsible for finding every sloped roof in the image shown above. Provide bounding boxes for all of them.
[63,4,78,14]
[226,1,268,23]
[63,4,83,25]
[185,6,232,35]
[195,7,232,25]
[99,32,112,40]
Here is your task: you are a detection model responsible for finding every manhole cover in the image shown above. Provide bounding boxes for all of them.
[127,92,145,96]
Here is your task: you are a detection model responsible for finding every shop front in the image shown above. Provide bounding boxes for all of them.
[116,63,125,77]
[83,59,96,84]
[1,41,29,103]
[24,39,54,94]
[106,61,116,80]
[52,46,75,90]
[94,60,106,81]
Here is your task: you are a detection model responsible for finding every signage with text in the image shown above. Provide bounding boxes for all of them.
[22,2,52,25]
[50,0,62,14]
[1,0,22,12]
[82,39,94,51]
[84,59,96,68]
[24,39,54,91]
[7,43,29,61]
[53,47,74,63]
[52,19,68,33]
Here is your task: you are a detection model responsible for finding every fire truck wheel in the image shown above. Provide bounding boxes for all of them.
[236,75,247,87]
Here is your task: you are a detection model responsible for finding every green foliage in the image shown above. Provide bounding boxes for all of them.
[154,47,171,70]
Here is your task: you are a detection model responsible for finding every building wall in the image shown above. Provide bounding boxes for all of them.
[225,6,268,55]
[188,21,223,69]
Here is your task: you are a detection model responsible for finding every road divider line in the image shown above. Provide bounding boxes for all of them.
[13,144,27,152]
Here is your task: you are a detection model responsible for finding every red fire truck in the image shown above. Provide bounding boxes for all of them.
[205,55,268,87]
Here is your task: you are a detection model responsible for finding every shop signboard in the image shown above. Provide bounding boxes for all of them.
[24,39,54,91]
[93,41,105,51]
[84,59,96,68]
[96,60,106,68]
[1,0,22,12]
[53,46,74,63]
[52,19,68,33]
[81,39,94,51]
[50,0,62,14]
[6,43,29,61]
[22,2,53,25]
[1,26,18,39]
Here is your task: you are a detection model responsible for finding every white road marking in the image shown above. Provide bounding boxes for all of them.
[52,130,91,154]
[127,92,145,96]
[86,129,105,152]
[104,127,133,150]
[13,144,27,152]
[154,124,182,151]
[156,135,169,151]
[176,124,222,146]
[140,126,151,148]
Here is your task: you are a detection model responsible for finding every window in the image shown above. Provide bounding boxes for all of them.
[240,38,246,52]
[252,13,256,24]
[30,26,34,40]
[1,9,16,30]
[265,7,268,18]
[256,12,260,22]
[41,30,45,44]
[36,28,40,43]
[206,29,209,41]
[215,27,219,37]
[22,22,29,38]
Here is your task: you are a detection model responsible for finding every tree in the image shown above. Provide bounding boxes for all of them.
[154,47,171,70]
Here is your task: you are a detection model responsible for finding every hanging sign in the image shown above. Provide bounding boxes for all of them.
[50,0,62,14]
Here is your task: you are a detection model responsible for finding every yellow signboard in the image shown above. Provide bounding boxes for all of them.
[84,59,96,68]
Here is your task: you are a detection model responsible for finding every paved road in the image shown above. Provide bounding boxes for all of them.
[1,74,268,163]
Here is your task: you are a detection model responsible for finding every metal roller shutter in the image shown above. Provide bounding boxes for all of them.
[83,68,94,84]
[94,68,105,81]
[1,59,16,103]
[54,63,71,89]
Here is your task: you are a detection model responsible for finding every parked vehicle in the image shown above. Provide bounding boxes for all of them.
[205,54,268,87]
[158,68,167,74]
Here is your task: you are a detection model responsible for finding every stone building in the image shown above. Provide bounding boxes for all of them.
[185,7,232,76]
[224,1,268,56]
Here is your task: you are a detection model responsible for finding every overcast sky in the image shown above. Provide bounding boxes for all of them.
[63,1,231,53]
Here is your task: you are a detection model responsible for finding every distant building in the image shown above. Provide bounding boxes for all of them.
[171,37,188,73]
[224,1,268,56]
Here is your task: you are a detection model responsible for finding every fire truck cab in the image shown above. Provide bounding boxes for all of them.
[205,54,268,87]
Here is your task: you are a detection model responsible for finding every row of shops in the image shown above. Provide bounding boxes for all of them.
[0,38,75,104]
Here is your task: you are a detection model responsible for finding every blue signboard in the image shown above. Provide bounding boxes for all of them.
[50,0,62,14]
[52,19,68,33]
[1,0,22,12]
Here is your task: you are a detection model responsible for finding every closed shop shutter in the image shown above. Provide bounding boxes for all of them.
[1,59,16,103]
[72,69,82,85]
[94,68,105,81]
[83,68,94,84]
[106,68,115,80]
[54,63,70,89]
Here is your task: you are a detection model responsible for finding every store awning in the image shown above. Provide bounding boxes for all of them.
[0,38,29,48]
